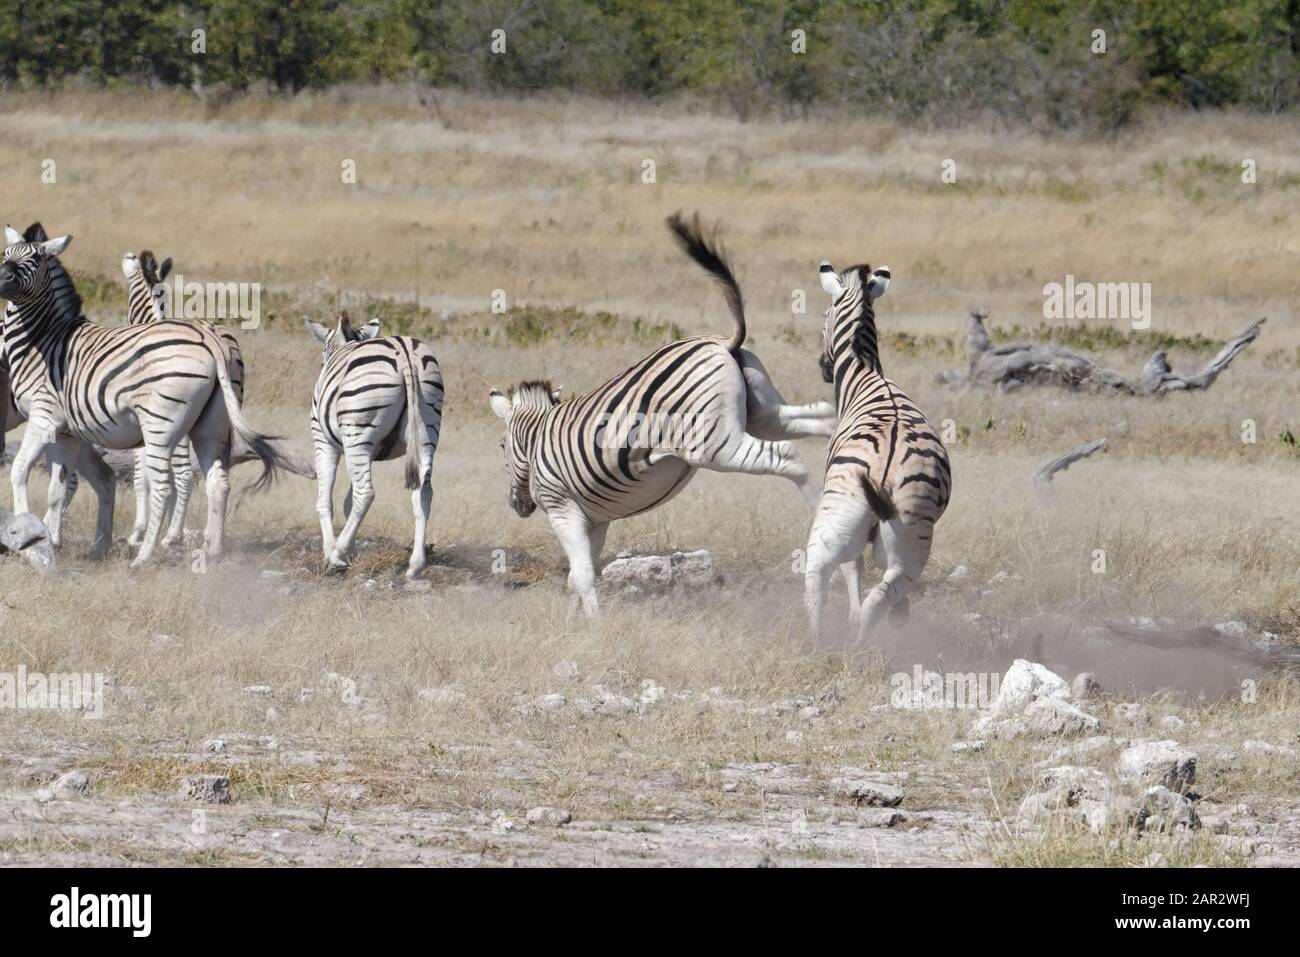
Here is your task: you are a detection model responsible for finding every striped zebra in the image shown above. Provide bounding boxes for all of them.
[305,311,444,578]
[2,226,290,566]
[490,213,835,615]
[122,249,197,547]
[2,223,116,555]
[804,262,951,638]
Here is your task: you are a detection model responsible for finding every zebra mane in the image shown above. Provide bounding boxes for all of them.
[21,221,83,322]
[843,265,882,374]
[514,380,559,406]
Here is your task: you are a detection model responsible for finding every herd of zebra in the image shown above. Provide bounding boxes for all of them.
[0,213,951,637]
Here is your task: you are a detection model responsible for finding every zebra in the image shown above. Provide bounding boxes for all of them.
[1,226,290,566]
[489,212,836,615]
[803,261,951,638]
[305,311,444,578]
[122,249,196,548]
[2,223,116,555]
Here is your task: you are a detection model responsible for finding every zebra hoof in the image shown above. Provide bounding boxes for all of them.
[127,533,145,547]
[325,554,350,574]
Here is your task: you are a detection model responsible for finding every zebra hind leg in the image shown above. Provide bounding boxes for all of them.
[189,434,231,560]
[76,443,116,560]
[857,518,933,640]
[161,441,194,547]
[547,506,598,616]
[803,495,871,632]
[129,442,179,568]
[406,445,434,579]
[328,446,375,571]
[684,431,818,506]
[313,443,341,565]
[128,449,149,547]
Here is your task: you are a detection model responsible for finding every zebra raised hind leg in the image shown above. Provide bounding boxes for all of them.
[306,312,444,579]
[803,261,951,640]
[489,212,826,616]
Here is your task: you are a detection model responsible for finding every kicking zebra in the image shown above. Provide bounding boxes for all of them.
[489,212,835,615]
[2,223,116,555]
[2,226,291,566]
[305,311,444,578]
[804,262,951,638]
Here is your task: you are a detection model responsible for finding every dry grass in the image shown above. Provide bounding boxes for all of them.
[0,88,1297,866]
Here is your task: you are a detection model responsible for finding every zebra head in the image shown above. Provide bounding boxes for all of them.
[122,250,173,320]
[304,311,381,357]
[0,227,72,305]
[489,381,561,518]
[817,261,890,382]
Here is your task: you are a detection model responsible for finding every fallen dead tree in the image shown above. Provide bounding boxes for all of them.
[938,310,1265,395]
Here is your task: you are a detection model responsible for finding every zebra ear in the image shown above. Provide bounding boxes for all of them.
[304,319,329,343]
[159,257,173,281]
[867,266,890,301]
[41,235,71,257]
[489,389,512,420]
[819,261,845,298]
[357,319,381,340]
[4,225,22,246]
[551,385,563,403]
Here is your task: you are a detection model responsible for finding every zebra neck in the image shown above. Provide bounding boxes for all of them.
[3,299,81,371]
[832,344,885,405]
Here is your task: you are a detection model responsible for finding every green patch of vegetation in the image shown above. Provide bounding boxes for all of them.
[503,305,682,348]
[990,321,1220,355]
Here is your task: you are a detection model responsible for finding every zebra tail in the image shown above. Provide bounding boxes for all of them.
[201,327,283,495]
[398,342,423,491]
[666,211,746,353]
[860,474,898,522]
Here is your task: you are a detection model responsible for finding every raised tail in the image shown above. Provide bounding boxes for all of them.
[396,339,425,491]
[198,325,284,494]
[666,211,746,353]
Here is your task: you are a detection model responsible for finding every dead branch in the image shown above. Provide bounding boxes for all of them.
[1033,438,1107,484]
[938,310,1265,396]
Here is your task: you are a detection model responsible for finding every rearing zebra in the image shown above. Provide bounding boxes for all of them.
[305,311,444,578]
[804,261,951,638]
[490,212,836,615]
[2,227,290,566]
[2,223,116,554]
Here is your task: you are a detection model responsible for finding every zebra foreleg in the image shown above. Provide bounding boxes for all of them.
[9,423,50,516]
[42,437,80,548]
[76,443,115,560]
[548,506,599,616]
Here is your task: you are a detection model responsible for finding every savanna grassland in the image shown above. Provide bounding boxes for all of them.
[0,88,1297,867]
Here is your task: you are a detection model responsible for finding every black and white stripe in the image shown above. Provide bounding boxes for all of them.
[2,226,290,565]
[490,212,835,614]
[804,261,951,636]
[306,311,444,578]
[2,223,115,554]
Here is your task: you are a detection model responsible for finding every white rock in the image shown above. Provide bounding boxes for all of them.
[601,550,718,590]
[1118,740,1197,792]
[203,738,226,754]
[638,681,666,706]
[180,774,232,804]
[525,806,571,827]
[1159,715,1186,732]
[785,731,805,744]
[992,660,1071,714]
[948,565,970,580]
[591,684,638,715]
[243,685,273,696]
[52,770,88,796]
[952,740,987,753]
[418,686,466,707]
[1243,740,1299,759]
[1213,621,1248,639]
[831,776,904,807]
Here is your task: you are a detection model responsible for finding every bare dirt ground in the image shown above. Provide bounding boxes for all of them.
[0,89,1297,866]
